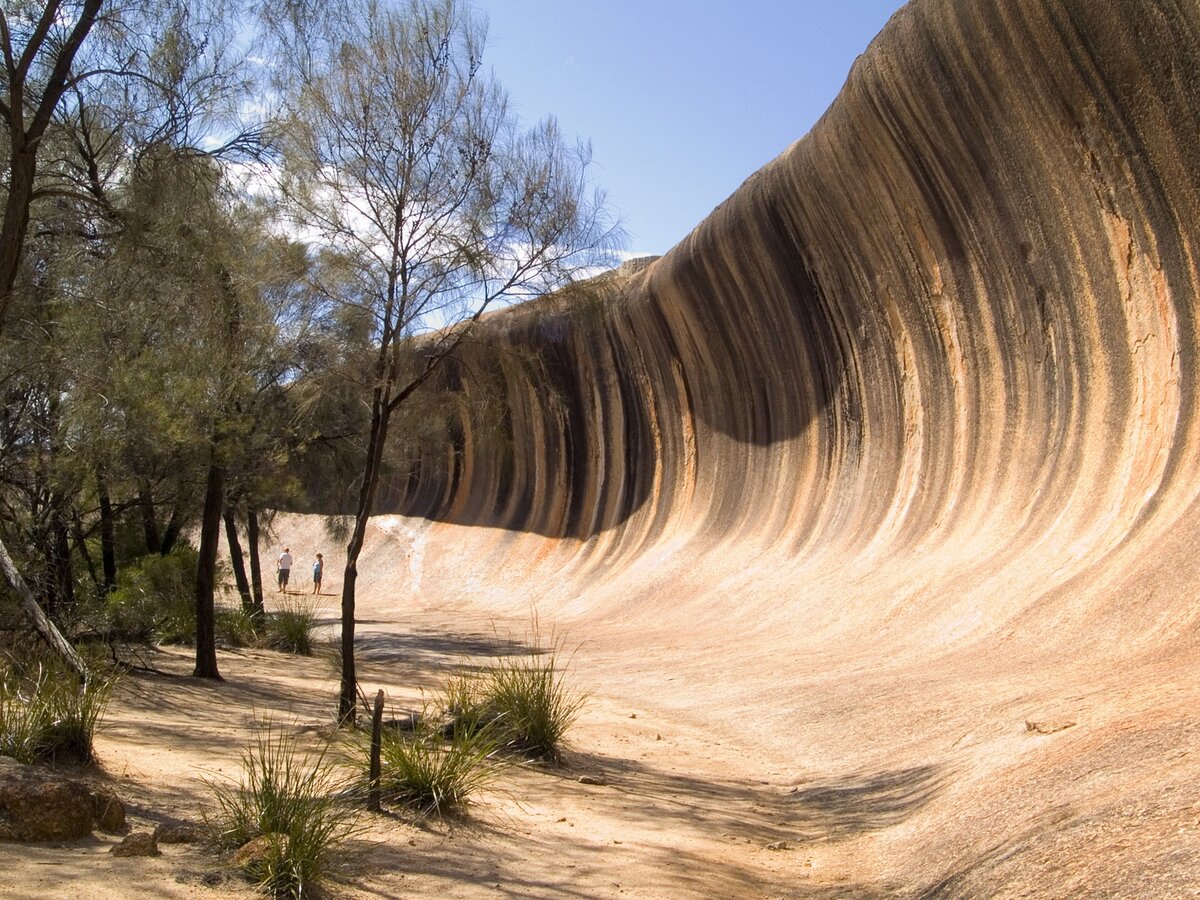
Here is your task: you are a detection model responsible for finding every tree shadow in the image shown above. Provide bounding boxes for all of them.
[354,627,540,671]
[332,745,926,899]
[784,763,950,841]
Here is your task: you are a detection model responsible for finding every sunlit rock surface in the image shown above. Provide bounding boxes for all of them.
[395,0,1200,630]
[360,0,1200,893]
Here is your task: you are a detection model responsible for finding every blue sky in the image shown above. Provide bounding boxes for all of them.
[474,1,904,257]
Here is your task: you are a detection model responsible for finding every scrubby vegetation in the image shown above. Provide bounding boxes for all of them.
[208,727,358,898]
[101,547,200,645]
[265,597,323,656]
[353,639,585,819]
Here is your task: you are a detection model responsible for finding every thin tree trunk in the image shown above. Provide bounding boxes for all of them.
[50,509,74,614]
[0,535,86,678]
[137,483,161,555]
[97,473,116,592]
[193,458,224,680]
[246,508,264,618]
[339,389,392,724]
[223,507,253,612]
[73,515,99,590]
[160,504,185,555]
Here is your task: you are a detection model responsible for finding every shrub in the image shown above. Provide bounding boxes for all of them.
[0,664,116,766]
[104,547,199,644]
[363,711,500,818]
[267,597,322,656]
[208,727,357,898]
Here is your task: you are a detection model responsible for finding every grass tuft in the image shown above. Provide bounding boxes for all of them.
[267,597,322,656]
[0,663,116,766]
[216,603,261,648]
[477,648,586,761]
[208,726,357,898]
[360,708,501,818]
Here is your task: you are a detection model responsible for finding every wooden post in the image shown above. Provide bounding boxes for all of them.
[368,689,385,811]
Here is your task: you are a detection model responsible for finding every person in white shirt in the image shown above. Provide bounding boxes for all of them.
[277,548,293,592]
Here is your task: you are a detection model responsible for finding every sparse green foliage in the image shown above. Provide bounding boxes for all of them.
[361,708,501,818]
[103,547,199,644]
[208,727,357,898]
[0,663,116,766]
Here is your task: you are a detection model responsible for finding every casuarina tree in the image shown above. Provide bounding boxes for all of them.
[272,0,619,723]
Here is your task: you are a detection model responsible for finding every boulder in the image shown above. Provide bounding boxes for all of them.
[154,822,202,844]
[92,788,127,833]
[110,831,160,857]
[0,756,98,841]
[233,833,288,870]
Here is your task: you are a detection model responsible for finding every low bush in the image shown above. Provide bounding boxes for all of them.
[0,663,116,766]
[103,547,199,644]
[360,710,500,818]
[208,727,357,898]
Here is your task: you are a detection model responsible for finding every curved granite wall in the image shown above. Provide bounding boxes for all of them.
[389,0,1200,639]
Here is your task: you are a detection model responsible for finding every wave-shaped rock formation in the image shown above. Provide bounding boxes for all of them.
[365,0,1200,893]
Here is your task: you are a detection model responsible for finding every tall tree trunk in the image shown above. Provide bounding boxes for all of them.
[246,508,265,618]
[0,153,37,318]
[137,482,161,555]
[193,458,224,680]
[97,473,117,593]
[0,3,102,684]
[339,390,392,724]
[160,504,185,555]
[223,507,253,612]
[0,535,86,678]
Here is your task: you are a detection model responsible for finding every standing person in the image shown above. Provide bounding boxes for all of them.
[312,553,323,594]
[277,547,293,592]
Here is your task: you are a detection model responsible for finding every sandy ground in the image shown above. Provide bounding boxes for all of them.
[2,512,1199,898]
[0,618,835,900]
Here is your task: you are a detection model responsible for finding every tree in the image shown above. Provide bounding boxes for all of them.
[274,0,619,722]
[0,1,106,676]
[1,0,282,677]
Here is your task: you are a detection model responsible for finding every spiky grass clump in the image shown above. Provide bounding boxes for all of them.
[216,604,260,648]
[267,598,321,656]
[0,664,116,766]
[478,650,586,761]
[208,727,357,898]
[365,713,500,818]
